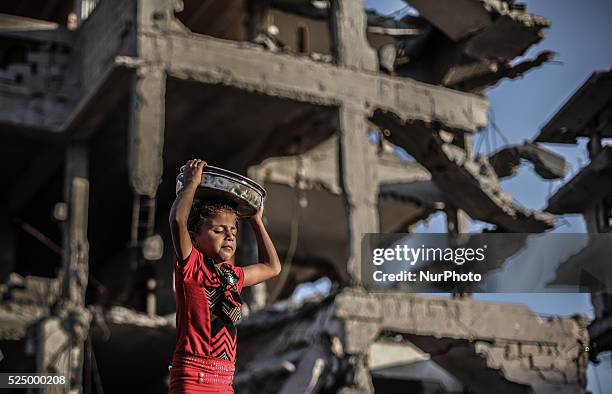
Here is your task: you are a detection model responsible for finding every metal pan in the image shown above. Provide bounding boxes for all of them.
[176,165,266,218]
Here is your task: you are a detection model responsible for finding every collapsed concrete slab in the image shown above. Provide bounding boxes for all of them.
[488,141,568,180]
[445,50,556,93]
[407,0,549,60]
[371,111,556,232]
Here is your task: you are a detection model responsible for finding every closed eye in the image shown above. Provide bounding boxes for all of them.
[212,227,237,236]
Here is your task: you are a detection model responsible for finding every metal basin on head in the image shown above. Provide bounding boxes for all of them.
[176,165,266,218]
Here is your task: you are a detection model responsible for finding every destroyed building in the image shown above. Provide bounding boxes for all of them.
[0,0,593,393]
[534,68,612,364]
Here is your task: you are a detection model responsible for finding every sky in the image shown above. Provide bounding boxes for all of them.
[359,0,612,391]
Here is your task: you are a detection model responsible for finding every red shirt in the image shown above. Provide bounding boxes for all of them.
[173,247,244,364]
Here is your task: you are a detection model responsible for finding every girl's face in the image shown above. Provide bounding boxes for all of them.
[191,210,238,262]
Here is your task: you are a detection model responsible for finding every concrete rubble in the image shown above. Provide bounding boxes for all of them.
[232,288,589,394]
[488,142,567,180]
[0,0,593,393]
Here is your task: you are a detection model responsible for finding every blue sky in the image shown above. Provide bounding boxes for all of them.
[361,0,612,391]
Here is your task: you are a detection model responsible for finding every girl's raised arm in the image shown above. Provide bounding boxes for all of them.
[169,159,206,261]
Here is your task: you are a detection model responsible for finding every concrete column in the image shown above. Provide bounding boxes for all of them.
[337,104,379,287]
[62,144,89,305]
[330,0,377,72]
[65,145,90,394]
[130,0,168,199]
[128,66,166,197]
[41,143,91,394]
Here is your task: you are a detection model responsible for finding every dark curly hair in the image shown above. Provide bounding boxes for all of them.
[187,198,239,234]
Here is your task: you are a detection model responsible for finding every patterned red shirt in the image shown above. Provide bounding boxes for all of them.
[173,247,244,364]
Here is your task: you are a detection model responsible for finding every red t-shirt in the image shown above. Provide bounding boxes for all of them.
[173,247,245,364]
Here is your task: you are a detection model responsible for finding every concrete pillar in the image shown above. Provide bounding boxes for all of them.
[41,143,91,394]
[331,11,380,394]
[126,67,165,302]
[337,104,380,287]
[62,144,89,306]
[128,66,166,197]
[330,0,377,72]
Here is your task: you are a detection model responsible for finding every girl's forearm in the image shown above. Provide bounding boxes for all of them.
[170,182,198,225]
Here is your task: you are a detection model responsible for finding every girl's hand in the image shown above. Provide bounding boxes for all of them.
[250,200,265,224]
[183,159,207,187]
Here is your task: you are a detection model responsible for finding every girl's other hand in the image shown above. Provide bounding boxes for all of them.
[183,159,207,186]
[250,200,265,224]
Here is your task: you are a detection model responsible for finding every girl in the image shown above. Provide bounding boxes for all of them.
[168,159,281,393]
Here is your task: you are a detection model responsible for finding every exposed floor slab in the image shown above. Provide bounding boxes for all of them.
[371,111,555,232]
